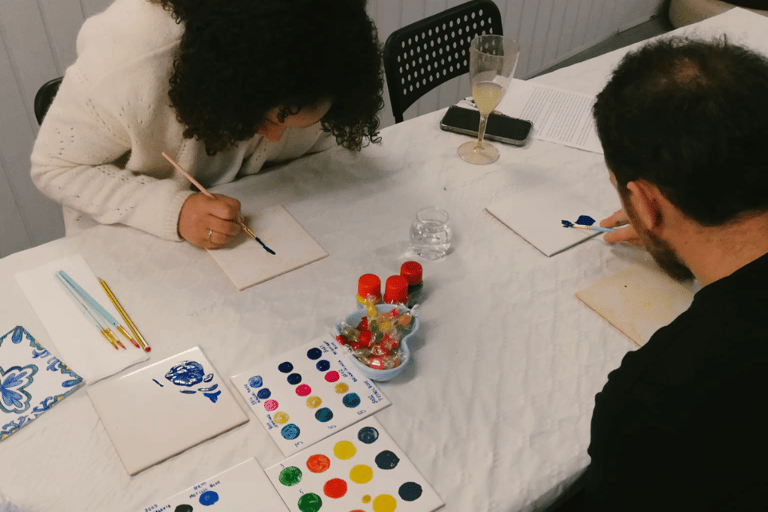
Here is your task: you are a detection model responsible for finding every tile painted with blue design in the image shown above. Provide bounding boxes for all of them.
[0,326,83,441]
[86,346,248,475]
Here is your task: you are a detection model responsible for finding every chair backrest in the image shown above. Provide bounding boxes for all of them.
[383,0,503,123]
[34,77,63,125]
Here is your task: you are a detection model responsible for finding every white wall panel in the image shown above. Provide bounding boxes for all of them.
[0,0,667,256]
[0,6,64,254]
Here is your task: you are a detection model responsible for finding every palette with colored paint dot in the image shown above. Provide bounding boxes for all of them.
[231,335,391,457]
[266,416,443,512]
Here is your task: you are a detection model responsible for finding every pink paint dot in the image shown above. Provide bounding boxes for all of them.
[324,371,340,383]
[264,399,279,411]
[296,384,312,397]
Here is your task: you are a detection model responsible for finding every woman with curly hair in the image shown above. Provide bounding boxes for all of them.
[31,0,384,248]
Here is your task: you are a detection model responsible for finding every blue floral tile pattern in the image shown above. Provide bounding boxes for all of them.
[1,326,83,441]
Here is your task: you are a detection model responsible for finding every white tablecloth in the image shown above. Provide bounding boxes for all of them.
[2,8,767,512]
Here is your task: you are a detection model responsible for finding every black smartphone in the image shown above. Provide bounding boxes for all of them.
[440,105,533,146]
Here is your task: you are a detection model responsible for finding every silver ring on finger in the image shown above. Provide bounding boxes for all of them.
[207,229,213,241]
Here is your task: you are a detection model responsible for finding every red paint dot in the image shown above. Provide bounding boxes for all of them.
[264,399,278,411]
[296,384,312,396]
[323,478,347,499]
[324,371,340,383]
[306,454,331,473]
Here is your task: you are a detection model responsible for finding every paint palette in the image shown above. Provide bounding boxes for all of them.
[137,458,289,512]
[87,346,249,475]
[266,417,444,512]
[230,335,390,457]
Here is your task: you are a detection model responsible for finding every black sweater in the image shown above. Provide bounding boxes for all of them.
[585,252,768,511]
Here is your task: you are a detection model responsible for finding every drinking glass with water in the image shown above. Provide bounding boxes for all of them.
[409,206,452,259]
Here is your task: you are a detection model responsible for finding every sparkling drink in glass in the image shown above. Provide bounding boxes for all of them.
[458,35,520,165]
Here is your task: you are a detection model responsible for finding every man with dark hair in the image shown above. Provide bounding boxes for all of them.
[552,36,768,511]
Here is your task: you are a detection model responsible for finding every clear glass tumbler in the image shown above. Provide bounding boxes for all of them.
[409,206,452,259]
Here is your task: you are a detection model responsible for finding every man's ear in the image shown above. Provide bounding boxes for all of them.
[625,180,664,230]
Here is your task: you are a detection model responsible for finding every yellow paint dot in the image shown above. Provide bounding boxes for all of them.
[333,440,357,460]
[273,411,289,424]
[372,494,397,512]
[362,495,372,504]
[306,396,322,408]
[335,382,349,394]
[350,464,373,484]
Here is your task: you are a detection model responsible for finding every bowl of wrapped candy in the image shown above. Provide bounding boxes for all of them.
[333,303,419,382]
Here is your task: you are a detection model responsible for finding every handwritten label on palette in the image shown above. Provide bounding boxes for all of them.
[266,417,444,512]
[138,458,288,512]
[231,335,390,457]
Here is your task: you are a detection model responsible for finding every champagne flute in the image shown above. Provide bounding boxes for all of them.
[458,35,520,165]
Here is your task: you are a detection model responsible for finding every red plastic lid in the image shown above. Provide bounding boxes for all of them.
[383,275,409,305]
[357,274,381,300]
[400,261,423,285]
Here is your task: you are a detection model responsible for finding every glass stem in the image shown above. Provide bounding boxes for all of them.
[475,113,489,150]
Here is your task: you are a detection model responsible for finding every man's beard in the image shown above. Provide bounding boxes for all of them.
[622,197,695,283]
[640,227,695,282]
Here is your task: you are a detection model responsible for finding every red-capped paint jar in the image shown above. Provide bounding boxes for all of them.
[383,275,409,306]
[400,261,423,308]
[356,274,382,309]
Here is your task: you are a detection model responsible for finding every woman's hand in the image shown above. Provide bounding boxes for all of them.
[178,193,243,249]
[600,209,643,246]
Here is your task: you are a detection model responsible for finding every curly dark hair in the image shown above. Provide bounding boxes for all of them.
[593,36,768,226]
[151,0,384,155]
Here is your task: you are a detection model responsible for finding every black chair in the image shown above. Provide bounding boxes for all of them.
[34,76,63,125]
[382,0,503,123]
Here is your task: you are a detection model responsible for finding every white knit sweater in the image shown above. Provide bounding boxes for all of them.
[31,0,332,242]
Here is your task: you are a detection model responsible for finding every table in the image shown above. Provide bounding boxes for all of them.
[2,8,767,512]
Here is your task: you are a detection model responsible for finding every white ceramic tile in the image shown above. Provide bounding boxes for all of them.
[87,346,248,476]
[486,183,606,257]
[137,458,289,512]
[267,417,444,512]
[14,254,149,383]
[231,335,390,457]
[0,326,83,441]
[207,204,328,290]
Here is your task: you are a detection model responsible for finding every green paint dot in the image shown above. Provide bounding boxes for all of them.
[298,492,322,512]
[279,466,302,486]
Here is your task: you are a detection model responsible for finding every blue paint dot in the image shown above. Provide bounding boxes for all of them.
[398,482,423,501]
[281,423,300,440]
[375,450,400,469]
[199,490,219,506]
[248,376,263,388]
[316,360,330,372]
[315,407,334,423]
[342,393,361,408]
[257,388,271,399]
[358,426,379,444]
[307,348,322,360]
[278,362,294,373]
[287,373,302,385]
